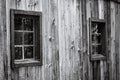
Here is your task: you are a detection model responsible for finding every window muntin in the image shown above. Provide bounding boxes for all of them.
[90,19,107,80]
[90,19,106,61]
[14,15,35,60]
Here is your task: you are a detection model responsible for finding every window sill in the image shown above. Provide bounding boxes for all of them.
[90,54,106,61]
[14,59,42,67]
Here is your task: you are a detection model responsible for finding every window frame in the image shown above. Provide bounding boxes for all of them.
[10,9,42,68]
[89,18,107,61]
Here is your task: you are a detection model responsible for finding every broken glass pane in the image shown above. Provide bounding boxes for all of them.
[24,33,33,45]
[24,47,33,58]
[15,47,22,59]
[14,32,23,45]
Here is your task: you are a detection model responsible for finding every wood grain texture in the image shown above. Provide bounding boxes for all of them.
[110,2,116,80]
[0,0,6,80]
[115,3,120,80]
[2,0,120,80]
[42,0,59,80]
[58,0,87,80]
[7,0,43,80]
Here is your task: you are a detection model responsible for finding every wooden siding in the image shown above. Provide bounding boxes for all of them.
[6,0,43,80]
[0,0,6,80]
[0,0,119,80]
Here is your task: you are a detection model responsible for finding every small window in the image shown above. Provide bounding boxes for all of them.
[89,19,106,61]
[10,9,42,67]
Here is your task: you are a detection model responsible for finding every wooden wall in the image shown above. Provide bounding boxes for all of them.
[0,0,6,80]
[6,0,43,80]
[0,0,119,80]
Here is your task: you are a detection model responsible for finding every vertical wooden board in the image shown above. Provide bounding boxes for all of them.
[98,0,104,19]
[59,0,70,79]
[115,3,120,80]
[42,0,50,80]
[81,0,89,80]
[100,61,104,80]
[35,66,42,80]
[48,0,59,79]
[104,1,111,80]
[110,1,116,80]
[58,0,65,80]
[42,0,59,80]
[91,0,99,19]
[86,0,92,80]
[6,0,17,80]
[118,4,120,80]
[18,67,27,80]
[73,0,83,80]
[58,0,83,80]
[0,0,6,80]
[26,67,36,80]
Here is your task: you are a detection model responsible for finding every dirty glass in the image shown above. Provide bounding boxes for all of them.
[14,15,35,60]
[23,18,33,31]
[24,46,33,58]
[24,33,33,45]
[14,16,23,30]
[14,32,23,45]
[15,47,22,59]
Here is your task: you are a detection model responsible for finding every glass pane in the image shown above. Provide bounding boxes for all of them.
[23,18,33,31]
[14,16,23,30]
[14,47,22,59]
[24,47,33,58]
[24,33,33,45]
[14,32,23,45]
[92,46,98,54]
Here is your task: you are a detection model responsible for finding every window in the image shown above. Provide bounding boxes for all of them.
[10,9,42,67]
[89,19,107,80]
[89,19,106,61]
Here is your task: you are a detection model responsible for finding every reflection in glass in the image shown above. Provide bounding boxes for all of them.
[24,33,33,45]
[15,47,22,59]
[14,16,23,30]
[24,47,33,58]
[23,18,33,31]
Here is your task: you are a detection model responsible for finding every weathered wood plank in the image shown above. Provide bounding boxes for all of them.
[3,0,120,80]
[42,0,59,80]
[100,61,104,80]
[115,3,120,80]
[0,0,6,80]
[6,0,17,80]
[18,67,26,80]
[110,1,116,80]
[98,0,104,19]
[91,0,99,19]
[10,0,43,80]
[58,0,83,80]
[104,1,111,80]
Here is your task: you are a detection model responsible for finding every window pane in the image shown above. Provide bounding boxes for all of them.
[14,16,23,30]
[24,47,33,58]
[23,18,33,31]
[24,33,33,45]
[15,47,22,59]
[14,32,23,45]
